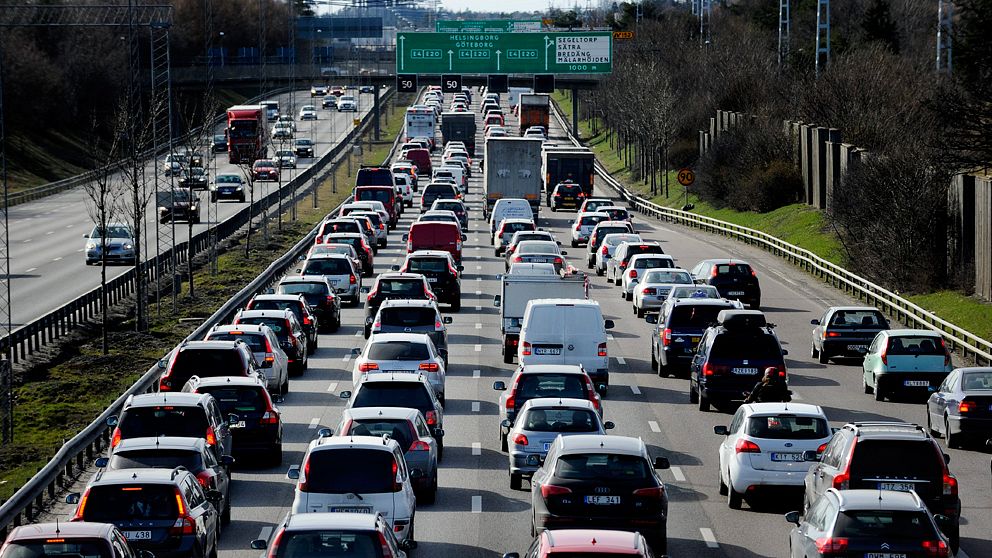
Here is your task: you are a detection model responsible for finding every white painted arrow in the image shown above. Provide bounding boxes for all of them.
[544,35,553,71]
[398,35,405,71]
[495,50,501,71]
[448,49,454,71]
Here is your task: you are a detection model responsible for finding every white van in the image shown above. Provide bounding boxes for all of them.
[517,299,614,393]
[489,198,534,237]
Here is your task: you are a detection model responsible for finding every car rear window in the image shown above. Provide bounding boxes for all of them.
[849,440,943,480]
[119,406,209,439]
[355,169,393,187]
[592,228,628,243]
[197,386,267,415]
[669,304,732,328]
[962,371,992,390]
[0,540,112,558]
[321,221,359,235]
[348,419,414,451]
[303,258,352,276]
[379,307,436,327]
[279,282,329,296]
[109,449,203,472]
[407,258,448,273]
[353,383,433,410]
[516,374,586,398]
[644,270,692,284]
[885,336,944,356]
[557,184,582,194]
[82,485,179,521]
[304,449,396,493]
[424,184,455,195]
[624,245,664,259]
[355,213,383,227]
[746,415,829,440]
[434,202,462,212]
[834,511,937,540]
[520,408,598,433]
[517,242,558,254]
[274,531,382,558]
[579,215,607,226]
[710,332,782,360]
[716,263,753,276]
[602,209,628,220]
[355,189,392,205]
[366,341,430,361]
[555,454,650,481]
[605,235,638,247]
[379,279,423,295]
[237,317,290,339]
[670,286,720,299]
[827,310,888,328]
[502,222,535,234]
[634,258,674,270]
[171,349,244,377]
[207,332,267,352]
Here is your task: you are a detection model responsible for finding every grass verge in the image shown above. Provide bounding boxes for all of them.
[0,92,411,501]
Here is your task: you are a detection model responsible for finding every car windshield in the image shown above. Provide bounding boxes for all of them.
[885,336,944,356]
[379,307,436,327]
[962,371,992,390]
[555,454,650,481]
[745,415,829,440]
[644,271,692,284]
[378,280,423,295]
[255,161,275,169]
[520,408,598,433]
[273,531,383,558]
[207,332,267,352]
[276,151,293,157]
[118,406,209,439]
[109,449,203,472]
[406,258,448,273]
[82,484,179,521]
[669,305,732,327]
[635,258,674,270]
[296,140,312,146]
[303,259,352,275]
[0,540,111,558]
[216,175,241,184]
[197,386,267,415]
[302,449,394,494]
[828,310,888,328]
[171,348,244,377]
[710,332,782,360]
[279,283,328,296]
[213,134,226,142]
[516,374,586,399]
[353,383,433,411]
[366,341,430,361]
[90,226,131,239]
[834,511,937,540]
[715,263,753,276]
[348,419,414,450]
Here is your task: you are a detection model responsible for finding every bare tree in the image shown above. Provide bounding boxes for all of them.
[235,161,259,258]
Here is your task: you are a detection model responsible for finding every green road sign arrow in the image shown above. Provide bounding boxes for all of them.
[398,35,405,71]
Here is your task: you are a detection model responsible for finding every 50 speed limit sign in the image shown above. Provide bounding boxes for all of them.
[677,168,695,187]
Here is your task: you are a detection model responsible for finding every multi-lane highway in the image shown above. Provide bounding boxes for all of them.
[5,89,379,328]
[40,92,990,558]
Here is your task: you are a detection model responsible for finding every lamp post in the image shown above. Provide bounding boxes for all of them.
[218,31,225,67]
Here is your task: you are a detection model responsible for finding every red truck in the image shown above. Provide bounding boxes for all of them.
[226,105,266,164]
[518,94,550,134]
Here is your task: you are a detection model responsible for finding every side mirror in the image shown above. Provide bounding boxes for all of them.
[360,286,370,294]
[221,455,236,466]
[295,268,302,273]
[500,419,512,429]
[228,414,240,425]
[560,250,568,255]
[157,359,168,370]
[603,421,615,430]
[604,319,615,330]
[503,554,521,558]
[409,468,424,480]
[493,381,507,391]
[351,347,361,356]
[831,427,840,434]
[287,465,301,479]
[461,234,468,241]
[802,450,821,462]
[457,265,464,271]
[391,265,400,271]
[782,349,789,356]
[493,295,502,308]
[264,288,275,295]
[645,315,658,324]
[402,233,409,242]
[713,425,729,436]
[95,457,109,468]
[340,390,352,399]
[106,415,119,427]
[653,456,670,470]
[943,452,950,465]
[443,317,453,324]
[399,540,418,552]
[810,319,820,325]
[66,492,81,504]
[784,511,801,525]
[317,427,334,438]
[206,489,223,502]
[250,540,267,550]
[82,233,89,238]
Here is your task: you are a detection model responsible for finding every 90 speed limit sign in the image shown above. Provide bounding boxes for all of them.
[677,168,695,187]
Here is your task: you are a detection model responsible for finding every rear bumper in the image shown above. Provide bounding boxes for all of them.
[730,463,809,492]
[231,426,281,450]
[876,371,949,394]
[946,414,992,436]
[699,380,760,402]
[820,339,873,357]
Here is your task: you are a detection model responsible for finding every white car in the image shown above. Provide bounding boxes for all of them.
[352,332,446,402]
[274,150,297,169]
[715,403,832,509]
[277,115,298,132]
[631,268,693,317]
[395,174,414,207]
[298,105,318,120]
[594,233,641,275]
[271,123,293,140]
[570,211,611,247]
[621,253,677,300]
[337,95,358,111]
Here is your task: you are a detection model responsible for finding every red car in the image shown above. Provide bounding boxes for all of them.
[252,159,279,181]
[505,530,655,558]
[404,221,464,263]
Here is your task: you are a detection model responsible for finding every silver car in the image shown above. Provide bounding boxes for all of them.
[631,268,695,317]
[297,253,361,304]
[84,223,136,265]
[504,397,613,490]
[595,233,641,275]
[203,324,290,395]
[351,210,388,247]
[620,253,677,300]
[352,333,446,403]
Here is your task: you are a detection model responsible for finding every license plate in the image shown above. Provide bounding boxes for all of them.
[878,482,915,492]
[427,277,438,282]
[230,421,246,428]
[384,370,409,374]
[866,554,907,558]
[904,380,930,387]
[330,507,372,514]
[534,347,561,355]
[691,336,701,343]
[732,367,759,375]
[727,291,745,296]
[770,452,804,462]
[849,344,868,352]
[584,495,620,505]
[124,531,152,541]
[542,442,551,451]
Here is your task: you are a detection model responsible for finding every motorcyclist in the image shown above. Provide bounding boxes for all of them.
[744,367,791,403]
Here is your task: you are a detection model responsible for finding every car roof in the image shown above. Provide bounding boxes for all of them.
[825,306,880,313]
[519,397,597,411]
[357,372,429,384]
[251,294,303,303]
[8,522,118,541]
[577,211,610,218]
[832,489,926,511]
[740,402,826,416]
[211,324,267,334]
[518,364,586,375]
[368,332,431,343]
[544,529,644,553]
[91,467,185,485]
[179,340,239,351]
[845,422,930,440]
[306,253,351,261]
[343,407,421,421]
[375,272,423,281]
[113,436,206,452]
[671,298,738,307]
[699,258,751,265]
[238,309,293,318]
[189,376,266,389]
[283,512,380,532]
[310,435,401,452]
[526,299,600,308]
[126,392,208,408]
[884,329,942,337]
[379,299,438,309]
[408,250,452,258]
[557,435,645,456]
[281,275,329,284]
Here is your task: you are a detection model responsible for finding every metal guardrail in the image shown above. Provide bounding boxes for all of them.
[549,103,992,366]
[0,89,400,532]
[0,88,393,365]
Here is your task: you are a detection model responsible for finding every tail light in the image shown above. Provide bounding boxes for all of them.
[505,388,517,412]
[940,338,950,366]
[448,263,458,275]
[425,410,438,426]
[205,426,217,446]
[619,261,627,269]
[632,486,665,498]
[601,245,609,255]
[577,192,586,197]
[435,319,444,331]
[880,345,888,365]
[513,256,523,262]
[816,442,828,455]
[735,439,761,453]
[661,328,672,346]
[111,427,122,448]
[261,409,280,425]
[922,540,950,557]
[169,489,195,536]
[367,286,379,302]
[540,484,572,498]
[377,531,394,558]
[379,223,385,230]
[583,377,601,410]
[349,274,357,284]
[195,470,213,488]
[359,362,379,372]
[302,316,311,325]
[598,342,607,357]
[943,473,958,496]
[751,268,757,277]
[702,363,731,376]
[521,341,532,356]
[409,440,431,451]
[71,489,90,520]
[391,459,402,492]
[958,400,975,413]
[825,331,841,338]
[644,287,656,295]
[419,362,440,372]
[813,537,848,555]
[267,529,286,558]
[832,471,850,490]
[315,236,323,244]
[711,266,718,278]
[326,295,335,305]
[553,257,562,265]
[554,192,562,197]
[298,458,311,491]
[512,433,529,446]
[629,269,638,278]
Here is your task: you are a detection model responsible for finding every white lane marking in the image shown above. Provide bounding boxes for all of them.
[472,401,480,412]
[25,267,36,273]
[354,331,362,337]
[472,442,482,455]
[65,224,74,228]
[475,305,481,311]
[327,382,338,392]
[473,369,481,378]
[700,528,719,548]
[475,290,481,295]
[792,392,803,401]
[607,334,615,341]
[308,418,320,429]
[45,231,54,235]
[475,323,482,329]
[475,246,481,250]
[616,356,626,365]
[474,344,482,352]
[671,466,686,482]
[23,239,31,243]
[630,384,641,395]
[257,526,273,544]
[648,420,661,433]
[342,353,352,362]
[476,265,482,270]
[476,277,482,281]
[77,248,84,252]
[471,495,482,513]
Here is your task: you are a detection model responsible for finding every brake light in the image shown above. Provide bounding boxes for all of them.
[169,488,195,536]
[832,471,850,490]
[601,245,609,255]
[409,439,430,451]
[377,532,394,558]
[350,274,357,284]
[703,363,717,376]
[922,540,950,557]
[629,269,638,278]
[940,338,951,366]
[598,342,607,357]
[632,486,665,498]
[513,256,523,262]
[553,257,562,265]
[644,287,656,295]
[298,458,311,491]
[195,470,213,488]
[315,236,323,244]
[359,362,379,372]
[326,295,335,305]
[959,400,976,413]
[662,328,672,346]
[521,341,532,356]
[512,433,529,446]
[541,484,572,498]
[367,286,379,302]
[268,529,286,558]
[71,489,90,520]
[816,442,828,455]
[711,266,718,278]
[205,426,217,446]
[260,409,280,424]
[419,362,440,372]
[735,439,761,453]
[943,473,958,496]
[302,316,311,325]
[825,331,841,337]
[379,223,385,230]
[554,192,562,197]
[619,261,627,269]
[425,410,438,425]
[111,427,122,448]
[392,459,402,492]
[880,344,888,365]
[814,537,848,555]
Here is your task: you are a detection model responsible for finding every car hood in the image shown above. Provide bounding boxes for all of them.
[90,238,133,248]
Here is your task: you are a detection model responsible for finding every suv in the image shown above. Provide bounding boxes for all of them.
[606,241,665,284]
[233,309,309,374]
[323,232,374,276]
[108,392,234,462]
[97,436,233,525]
[648,298,740,378]
[690,258,762,309]
[245,294,319,353]
[529,435,671,554]
[786,489,952,558]
[397,250,462,310]
[287,433,418,543]
[249,512,416,558]
[203,324,288,396]
[549,181,585,211]
[368,299,452,366]
[431,199,468,230]
[67,467,221,558]
[340,373,445,458]
[801,422,961,551]
[276,276,341,332]
[157,340,262,392]
[297,253,361,305]
[570,211,610,247]
[362,273,436,337]
[689,310,787,411]
[2,522,153,558]
[182,376,283,466]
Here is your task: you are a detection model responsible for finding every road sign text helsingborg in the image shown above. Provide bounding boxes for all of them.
[396,32,613,75]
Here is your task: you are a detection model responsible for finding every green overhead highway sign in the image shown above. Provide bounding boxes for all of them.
[435,19,542,33]
[397,32,613,75]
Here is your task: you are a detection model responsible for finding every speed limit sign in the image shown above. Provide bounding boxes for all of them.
[441,74,462,93]
[677,168,695,187]
[396,74,417,93]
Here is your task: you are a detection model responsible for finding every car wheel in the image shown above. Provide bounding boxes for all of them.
[596,266,604,276]
[873,375,884,401]
[689,383,699,403]
[221,492,231,525]
[450,297,461,312]
[626,291,633,301]
[421,476,437,505]
[944,417,960,449]
[331,313,341,332]
[817,349,829,365]
[650,348,658,370]
[727,484,743,509]
[718,469,729,496]
[510,473,522,491]
[927,412,940,437]
[280,375,289,396]
[302,354,309,370]
[570,240,578,248]
[810,343,819,359]
[636,306,645,318]
[238,195,245,202]
[550,207,556,212]
[503,346,514,364]
[698,391,710,412]
[863,373,872,394]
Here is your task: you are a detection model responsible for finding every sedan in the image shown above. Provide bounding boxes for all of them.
[505,240,565,272]
[337,95,358,111]
[294,138,315,158]
[212,133,227,153]
[253,159,279,181]
[321,95,337,109]
[84,223,136,266]
[632,268,694,317]
[178,167,208,190]
[298,105,318,120]
[926,366,992,448]
[352,333,446,403]
[505,398,614,490]
[620,254,677,300]
[210,174,246,202]
[810,306,890,363]
[275,150,297,169]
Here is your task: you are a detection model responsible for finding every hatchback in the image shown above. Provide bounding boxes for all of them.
[396,250,462,310]
[249,512,415,558]
[550,182,585,211]
[245,294,319,353]
[810,306,890,363]
[352,333,446,403]
[203,324,289,395]
[862,329,953,401]
[109,392,234,462]
[606,242,665,284]
[926,367,992,447]
[2,522,153,558]
[297,253,361,305]
[362,273,436,336]
[622,254,678,301]
[341,373,445,458]
[594,233,642,275]
[586,223,636,268]
[570,211,610,247]
[631,268,694,317]
[494,218,537,256]
[504,529,654,558]
[368,299,452,365]
[323,232,374,276]
[646,298,744,378]
[233,309,309,374]
[690,258,762,309]
[276,276,341,332]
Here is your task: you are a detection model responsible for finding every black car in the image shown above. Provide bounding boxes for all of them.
[275,276,341,332]
[157,340,262,392]
[210,174,246,202]
[158,189,200,224]
[530,435,670,554]
[369,299,452,366]
[431,199,469,230]
[420,183,459,211]
[690,258,762,309]
[245,294,319,354]
[396,250,462,310]
[212,134,228,153]
[810,306,890,363]
[362,273,436,337]
[294,138,315,158]
[647,298,739,378]
[179,167,209,190]
[688,310,788,411]
[550,181,585,211]
[324,232,374,277]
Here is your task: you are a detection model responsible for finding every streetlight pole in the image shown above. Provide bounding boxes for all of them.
[218,31,225,67]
